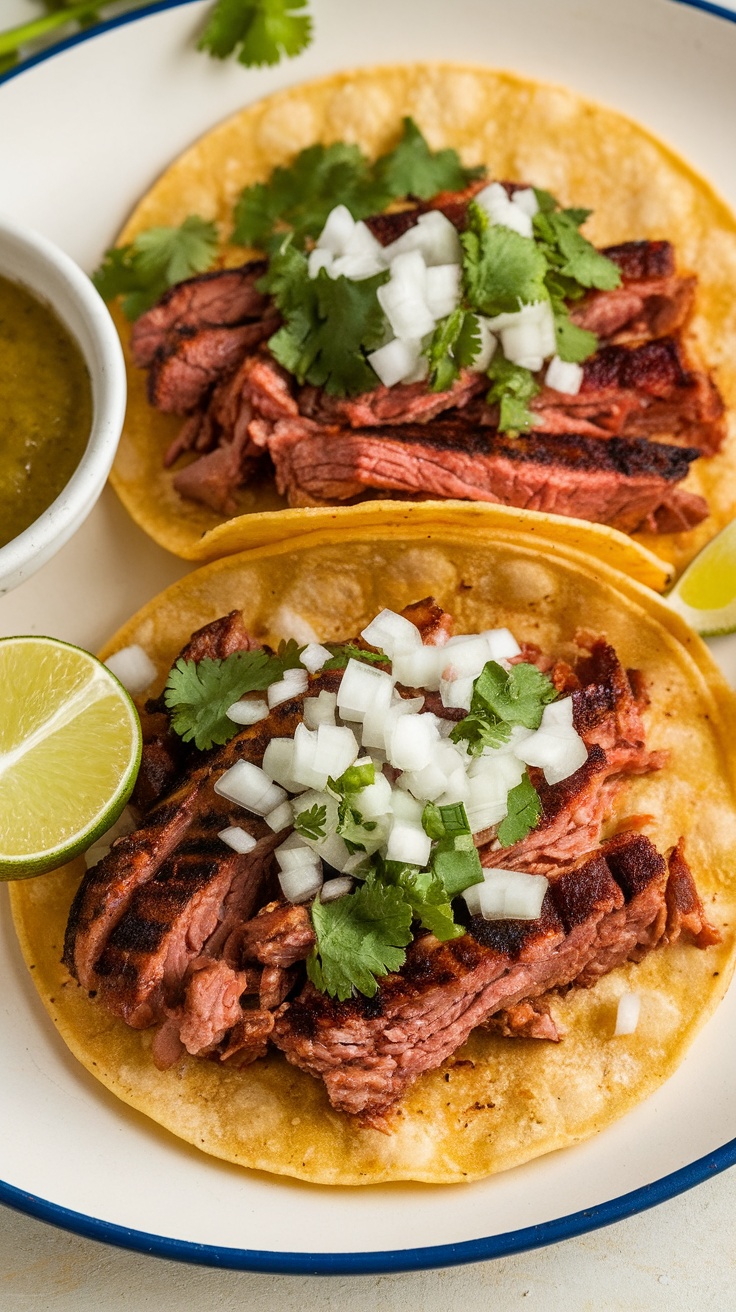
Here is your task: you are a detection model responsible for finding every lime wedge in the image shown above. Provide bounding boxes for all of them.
[667,520,736,636]
[0,636,141,879]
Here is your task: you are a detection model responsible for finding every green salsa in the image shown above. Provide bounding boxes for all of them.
[0,273,93,549]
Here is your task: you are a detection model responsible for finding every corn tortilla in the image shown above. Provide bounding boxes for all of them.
[108,62,736,579]
[10,524,736,1184]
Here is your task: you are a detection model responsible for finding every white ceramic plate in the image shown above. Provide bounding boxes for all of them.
[1,0,736,1273]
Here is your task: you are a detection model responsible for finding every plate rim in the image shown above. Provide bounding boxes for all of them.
[1,0,735,1272]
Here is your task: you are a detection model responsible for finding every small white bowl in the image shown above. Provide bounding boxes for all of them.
[0,214,127,594]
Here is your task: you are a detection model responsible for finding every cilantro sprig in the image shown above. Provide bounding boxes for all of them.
[321,642,389,671]
[234,117,484,251]
[327,760,377,853]
[163,641,303,750]
[92,216,219,321]
[198,0,312,67]
[307,877,413,1002]
[497,773,543,847]
[294,803,327,841]
[450,660,557,757]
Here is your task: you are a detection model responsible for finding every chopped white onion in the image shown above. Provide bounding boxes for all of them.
[475,182,533,238]
[545,355,583,395]
[337,659,394,723]
[300,642,332,674]
[331,252,387,281]
[383,210,463,267]
[275,832,320,871]
[226,698,269,726]
[360,695,423,750]
[291,722,359,790]
[436,764,471,806]
[442,634,494,678]
[218,826,257,854]
[308,247,333,278]
[439,672,475,711]
[386,817,432,866]
[511,187,540,218]
[468,316,497,373]
[279,863,324,905]
[481,627,522,661]
[354,771,393,819]
[316,204,356,255]
[303,689,338,730]
[425,264,462,319]
[390,788,424,824]
[361,609,422,658]
[614,992,641,1036]
[105,644,158,694]
[320,876,354,902]
[261,737,307,793]
[344,220,387,261]
[368,337,424,388]
[268,667,309,708]
[513,697,587,784]
[264,800,294,832]
[377,279,435,342]
[464,868,548,920]
[214,760,287,817]
[386,711,440,771]
[391,644,446,691]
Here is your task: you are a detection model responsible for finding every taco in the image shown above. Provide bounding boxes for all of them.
[10,524,736,1184]
[100,62,736,577]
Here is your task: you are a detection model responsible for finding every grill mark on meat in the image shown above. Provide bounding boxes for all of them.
[147,320,278,415]
[131,262,269,367]
[266,417,707,534]
[272,834,710,1124]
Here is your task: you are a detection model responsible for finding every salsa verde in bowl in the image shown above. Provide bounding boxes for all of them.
[0,214,126,593]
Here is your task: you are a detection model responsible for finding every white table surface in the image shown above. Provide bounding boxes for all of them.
[2,0,736,1303]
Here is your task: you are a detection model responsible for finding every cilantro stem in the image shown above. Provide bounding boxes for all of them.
[0,6,111,60]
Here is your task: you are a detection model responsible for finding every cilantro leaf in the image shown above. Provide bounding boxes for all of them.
[307,878,413,1000]
[92,216,218,320]
[422,801,471,840]
[164,648,287,750]
[294,804,327,841]
[426,309,481,392]
[485,354,540,433]
[533,206,621,292]
[497,772,542,847]
[328,760,377,853]
[331,760,376,793]
[233,142,378,249]
[322,642,389,671]
[462,205,548,316]
[472,660,557,730]
[552,309,598,364]
[432,833,484,898]
[450,662,556,757]
[275,637,305,671]
[263,246,389,396]
[198,0,312,67]
[373,116,484,201]
[382,862,464,942]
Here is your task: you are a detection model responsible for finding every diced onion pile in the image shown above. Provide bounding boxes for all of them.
[308,193,582,394]
[213,609,588,915]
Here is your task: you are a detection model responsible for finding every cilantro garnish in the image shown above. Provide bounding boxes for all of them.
[426,309,481,392]
[373,116,485,202]
[261,244,389,396]
[307,878,413,1001]
[321,642,389,671]
[532,195,621,292]
[328,760,377,853]
[198,0,312,67]
[381,861,464,942]
[461,204,549,316]
[485,355,540,434]
[233,118,484,251]
[163,646,299,750]
[497,772,543,847]
[450,661,557,756]
[294,803,327,841]
[92,216,219,320]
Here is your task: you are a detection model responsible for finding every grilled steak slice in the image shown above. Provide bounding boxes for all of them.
[227,900,316,968]
[176,959,250,1056]
[484,998,563,1041]
[131,262,269,367]
[663,839,721,948]
[272,834,705,1124]
[571,242,696,343]
[177,610,258,663]
[525,337,724,453]
[298,370,484,428]
[65,670,342,990]
[147,320,278,415]
[265,417,707,533]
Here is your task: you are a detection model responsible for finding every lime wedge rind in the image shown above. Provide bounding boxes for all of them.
[0,635,142,880]
[665,591,736,639]
[666,519,736,639]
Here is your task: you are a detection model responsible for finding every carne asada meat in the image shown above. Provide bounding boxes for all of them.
[265,417,707,534]
[272,834,718,1126]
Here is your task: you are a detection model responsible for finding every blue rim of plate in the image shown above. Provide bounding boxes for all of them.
[1,0,735,1273]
